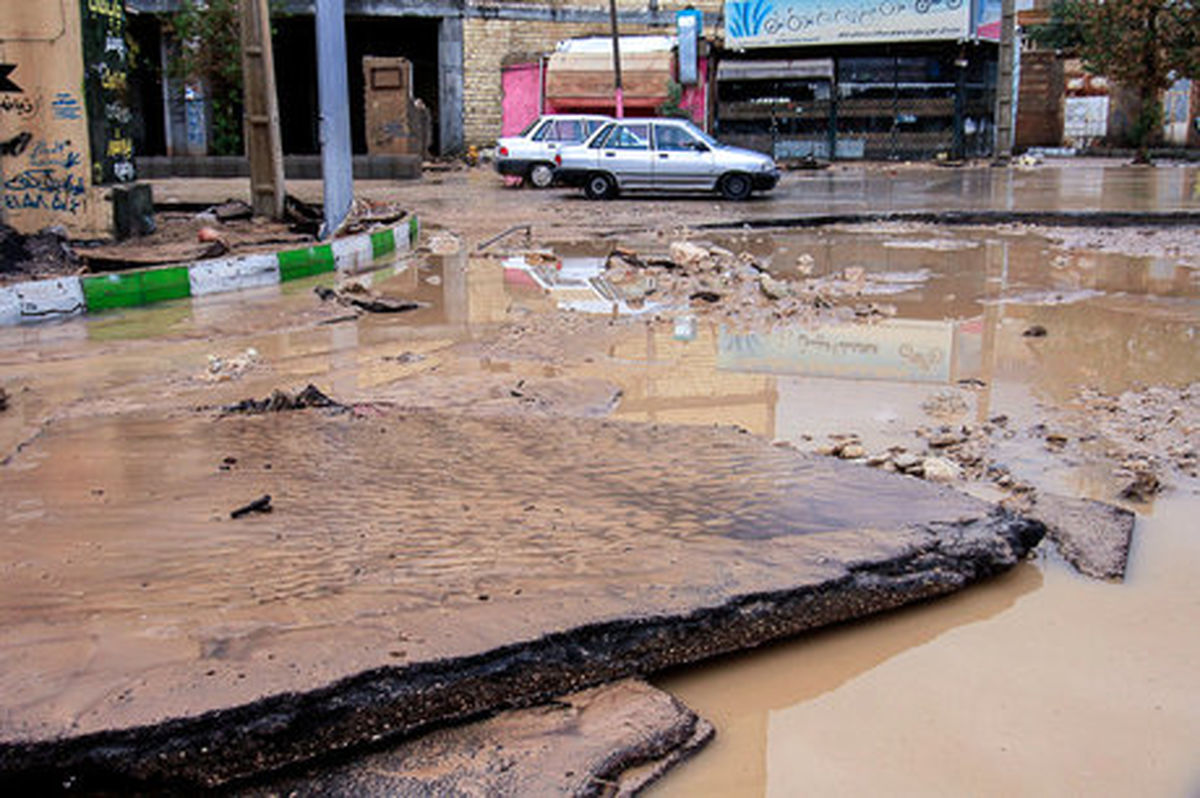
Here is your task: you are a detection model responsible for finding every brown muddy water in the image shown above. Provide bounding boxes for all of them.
[1,225,1197,793]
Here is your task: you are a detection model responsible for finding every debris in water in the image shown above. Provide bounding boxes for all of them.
[1023,325,1048,338]
[222,384,346,415]
[202,348,260,382]
[231,495,272,519]
[1027,493,1134,580]
[0,387,7,412]
[314,284,420,314]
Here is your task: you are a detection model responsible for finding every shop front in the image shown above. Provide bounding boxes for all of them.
[718,0,1001,160]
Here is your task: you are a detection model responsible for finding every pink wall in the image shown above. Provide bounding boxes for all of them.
[501,63,542,137]
[502,57,712,133]
[680,59,709,130]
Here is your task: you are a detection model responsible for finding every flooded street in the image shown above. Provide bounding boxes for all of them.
[2,165,1199,792]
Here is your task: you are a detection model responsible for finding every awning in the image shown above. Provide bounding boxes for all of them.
[545,50,674,109]
[717,59,835,81]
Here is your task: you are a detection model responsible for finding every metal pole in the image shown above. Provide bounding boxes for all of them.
[608,0,624,118]
[315,0,354,239]
[993,0,1016,163]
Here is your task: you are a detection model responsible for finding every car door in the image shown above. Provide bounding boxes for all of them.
[595,122,652,189]
[652,123,716,190]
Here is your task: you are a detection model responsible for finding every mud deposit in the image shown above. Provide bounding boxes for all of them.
[0,406,1038,788]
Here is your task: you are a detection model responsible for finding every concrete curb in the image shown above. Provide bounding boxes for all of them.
[0,216,419,326]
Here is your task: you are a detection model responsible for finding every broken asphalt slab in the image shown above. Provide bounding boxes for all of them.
[1027,493,1135,581]
[0,408,1043,790]
[239,679,712,797]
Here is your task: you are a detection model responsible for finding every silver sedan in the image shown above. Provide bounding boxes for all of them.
[553,118,780,201]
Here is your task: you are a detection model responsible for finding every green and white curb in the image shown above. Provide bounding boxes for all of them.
[0,217,418,326]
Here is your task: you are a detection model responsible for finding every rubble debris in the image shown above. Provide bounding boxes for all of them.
[0,386,8,412]
[669,240,712,269]
[314,284,420,314]
[1118,470,1162,502]
[283,194,323,236]
[201,348,260,383]
[212,200,254,223]
[1023,325,1048,338]
[1027,493,1135,580]
[244,680,713,798]
[222,384,346,415]
[428,231,462,255]
[0,224,81,280]
[921,456,961,483]
[230,495,272,519]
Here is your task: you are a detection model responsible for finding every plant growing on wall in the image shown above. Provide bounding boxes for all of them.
[657,81,692,120]
[1028,0,1199,162]
[169,0,244,156]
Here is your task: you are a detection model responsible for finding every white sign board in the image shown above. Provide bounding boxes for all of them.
[725,0,971,48]
[1063,96,1109,141]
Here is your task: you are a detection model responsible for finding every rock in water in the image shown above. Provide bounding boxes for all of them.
[1027,493,1134,580]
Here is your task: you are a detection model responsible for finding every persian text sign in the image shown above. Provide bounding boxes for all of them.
[725,0,971,47]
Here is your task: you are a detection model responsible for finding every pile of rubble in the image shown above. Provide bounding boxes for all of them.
[601,240,897,326]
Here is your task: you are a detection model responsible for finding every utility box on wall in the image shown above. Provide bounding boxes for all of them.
[363,56,428,157]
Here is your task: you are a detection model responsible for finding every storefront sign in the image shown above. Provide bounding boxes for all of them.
[725,0,971,48]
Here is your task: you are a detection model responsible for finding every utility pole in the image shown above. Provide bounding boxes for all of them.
[239,0,285,218]
[608,0,624,118]
[993,0,1016,163]
[315,0,353,239]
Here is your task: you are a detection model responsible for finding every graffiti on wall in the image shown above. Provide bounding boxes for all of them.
[79,0,135,185]
[2,137,88,215]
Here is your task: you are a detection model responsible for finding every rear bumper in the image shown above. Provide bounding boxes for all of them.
[554,168,590,188]
[495,159,534,177]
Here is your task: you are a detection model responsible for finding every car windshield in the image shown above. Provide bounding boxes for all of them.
[681,121,720,148]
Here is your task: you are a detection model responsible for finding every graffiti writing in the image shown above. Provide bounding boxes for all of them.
[51,92,82,120]
[105,137,132,159]
[105,102,132,124]
[0,94,39,117]
[86,0,124,20]
[0,132,33,158]
[29,139,83,170]
[3,168,87,215]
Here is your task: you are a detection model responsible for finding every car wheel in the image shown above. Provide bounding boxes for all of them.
[528,163,555,189]
[583,172,617,200]
[719,173,753,201]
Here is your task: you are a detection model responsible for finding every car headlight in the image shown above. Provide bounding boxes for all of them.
[759,161,775,171]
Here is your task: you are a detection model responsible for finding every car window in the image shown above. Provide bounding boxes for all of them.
[551,120,585,142]
[654,124,703,152]
[589,123,616,148]
[584,120,605,136]
[603,123,650,150]
[530,120,553,141]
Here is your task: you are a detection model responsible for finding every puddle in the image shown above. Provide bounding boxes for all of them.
[1,223,1197,791]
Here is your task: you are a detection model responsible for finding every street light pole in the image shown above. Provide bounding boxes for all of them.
[993,0,1016,163]
[608,0,624,118]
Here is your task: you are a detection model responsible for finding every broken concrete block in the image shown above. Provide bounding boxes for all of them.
[241,680,712,797]
[0,410,1042,790]
[1027,493,1135,580]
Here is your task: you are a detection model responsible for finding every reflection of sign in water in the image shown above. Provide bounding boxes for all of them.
[718,319,954,383]
[724,0,970,48]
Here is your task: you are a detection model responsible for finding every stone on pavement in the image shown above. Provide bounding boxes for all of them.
[1027,493,1135,580]
[0,407,1043,790]
[240,679,712,797]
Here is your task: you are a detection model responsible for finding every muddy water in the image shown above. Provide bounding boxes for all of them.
[1,228,1197,790]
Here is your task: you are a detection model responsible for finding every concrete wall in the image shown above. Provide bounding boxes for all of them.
[0,0,109,236]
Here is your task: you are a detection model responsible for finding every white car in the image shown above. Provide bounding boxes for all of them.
[494,114,612,188]
[553,118,780,201]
